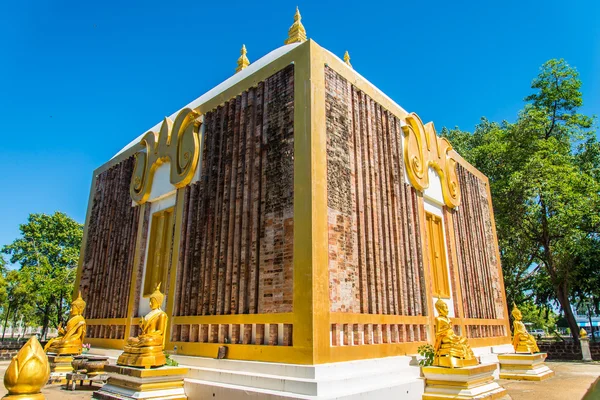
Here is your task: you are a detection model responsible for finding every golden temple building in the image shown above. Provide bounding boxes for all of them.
[74,9,511,399]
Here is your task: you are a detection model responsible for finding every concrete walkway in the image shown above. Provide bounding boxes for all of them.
[499,361,600,400]
[0,360,596,399]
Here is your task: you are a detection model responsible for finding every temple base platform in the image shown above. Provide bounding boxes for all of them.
[92,364,188,400]
[177,354,425,399]
[497,353,554,381]
[47,354,75,384]
[422,363,506,399]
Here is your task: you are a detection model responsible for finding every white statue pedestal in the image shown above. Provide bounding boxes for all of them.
[422,363,506,399]
[498,353,554,381]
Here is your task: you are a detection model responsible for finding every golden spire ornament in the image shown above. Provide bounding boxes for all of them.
[284,7,307,45]
[236,44,250,73]
[344,51,352,68]
[3,336,50,400]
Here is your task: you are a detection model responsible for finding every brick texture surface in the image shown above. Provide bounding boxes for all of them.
[79,158,141,329]
[174,65,294,318]
[448,165,505,325]
[325,67,427,316]
[539,341,600,360]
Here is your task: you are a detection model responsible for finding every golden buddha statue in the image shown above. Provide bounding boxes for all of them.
[433,298,478,368]
[44,292,87,355]
[117,283,167,368]
[511,304,539,353]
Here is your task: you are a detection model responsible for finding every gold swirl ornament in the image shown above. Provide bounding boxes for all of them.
[130,108,201,204]
[3,336,50,400]
[401,112,461,209]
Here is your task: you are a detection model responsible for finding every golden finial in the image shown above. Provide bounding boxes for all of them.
[580,328,588,339]
[344,51,352,68]
[236,44,250,73]
[284,7,307,45]
[4,336,50,398]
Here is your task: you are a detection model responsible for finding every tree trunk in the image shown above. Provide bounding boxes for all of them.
[1,307,11,342]
[10,312,18,339]
[41,302,52,340]
[556,283,580,344]
[539,199,579,343]
[587,304,595,343]
[57,290,64,327]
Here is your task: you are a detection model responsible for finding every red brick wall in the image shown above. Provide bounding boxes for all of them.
[79,157,140,339]
[448,164,505,323]
[174,65,295,317]
[325,67,427,316]
[538,341,600,360]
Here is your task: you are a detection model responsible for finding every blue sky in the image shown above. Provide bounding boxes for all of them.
[0,0,598,253]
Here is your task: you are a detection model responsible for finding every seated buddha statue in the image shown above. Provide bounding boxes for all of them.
[44,292,86,355]
[117,283,167,368]
[511,304,539,353]
[433,298,478,368]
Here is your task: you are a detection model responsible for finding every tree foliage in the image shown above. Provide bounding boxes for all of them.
[443,59,599,342]
[2,212,83,339]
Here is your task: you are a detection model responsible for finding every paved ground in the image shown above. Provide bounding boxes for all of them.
[0,360,597,399]
[499,361,600,400]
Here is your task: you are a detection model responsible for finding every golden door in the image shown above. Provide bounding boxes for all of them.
[144,207,175,297]
[426,212,451,299]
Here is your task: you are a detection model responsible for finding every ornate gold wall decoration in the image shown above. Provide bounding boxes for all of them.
[284,7,307,45]
[130,108,201,204]
[236,44,250,73]
[4,336,50,399]
[401,112,460,208]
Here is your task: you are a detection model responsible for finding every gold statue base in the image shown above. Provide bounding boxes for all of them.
[2,394,45,400]
[116,345,166,368]
[47,353,75,384]
[434,355,479,368]
[422,363,506,399]
[45,345,81,356]
[498,353,554,381]
[92,364,188,400]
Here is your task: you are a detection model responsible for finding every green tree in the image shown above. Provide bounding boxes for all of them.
[443,59,599,343]
[519,301,558,333]
[2,212,83,339]
[1,269,35,341]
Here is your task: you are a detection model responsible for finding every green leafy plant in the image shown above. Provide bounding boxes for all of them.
[417,344,435,367]
[164,353,179,366]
